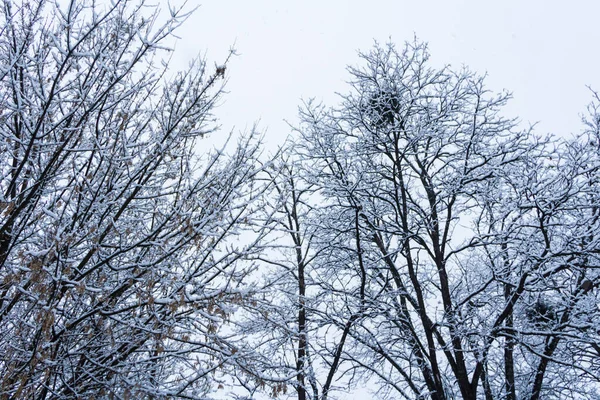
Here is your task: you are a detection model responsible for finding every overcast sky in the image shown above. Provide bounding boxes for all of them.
[167,0,600,151]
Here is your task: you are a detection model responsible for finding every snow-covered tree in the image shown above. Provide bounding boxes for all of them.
[286,41,600,399]
[235,153,365,400]
[0,1,269,397]
[235,158,319,399]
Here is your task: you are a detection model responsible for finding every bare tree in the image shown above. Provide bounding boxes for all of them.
[234,152,369,400]
[0,1,269,398]
[290,41,600,399]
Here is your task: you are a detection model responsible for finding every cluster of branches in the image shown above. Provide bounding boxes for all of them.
[0,0,272,398]
[241,42,600,400]
[1,1,598,399]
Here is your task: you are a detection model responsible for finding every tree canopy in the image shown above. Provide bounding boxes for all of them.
[0,1,598,399]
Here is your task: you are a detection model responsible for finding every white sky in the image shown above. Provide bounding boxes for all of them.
[171,0,600,151]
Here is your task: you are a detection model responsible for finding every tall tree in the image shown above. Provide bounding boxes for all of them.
[0,1,269,397]
[289,41,600,399]
[234,155,346,400]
